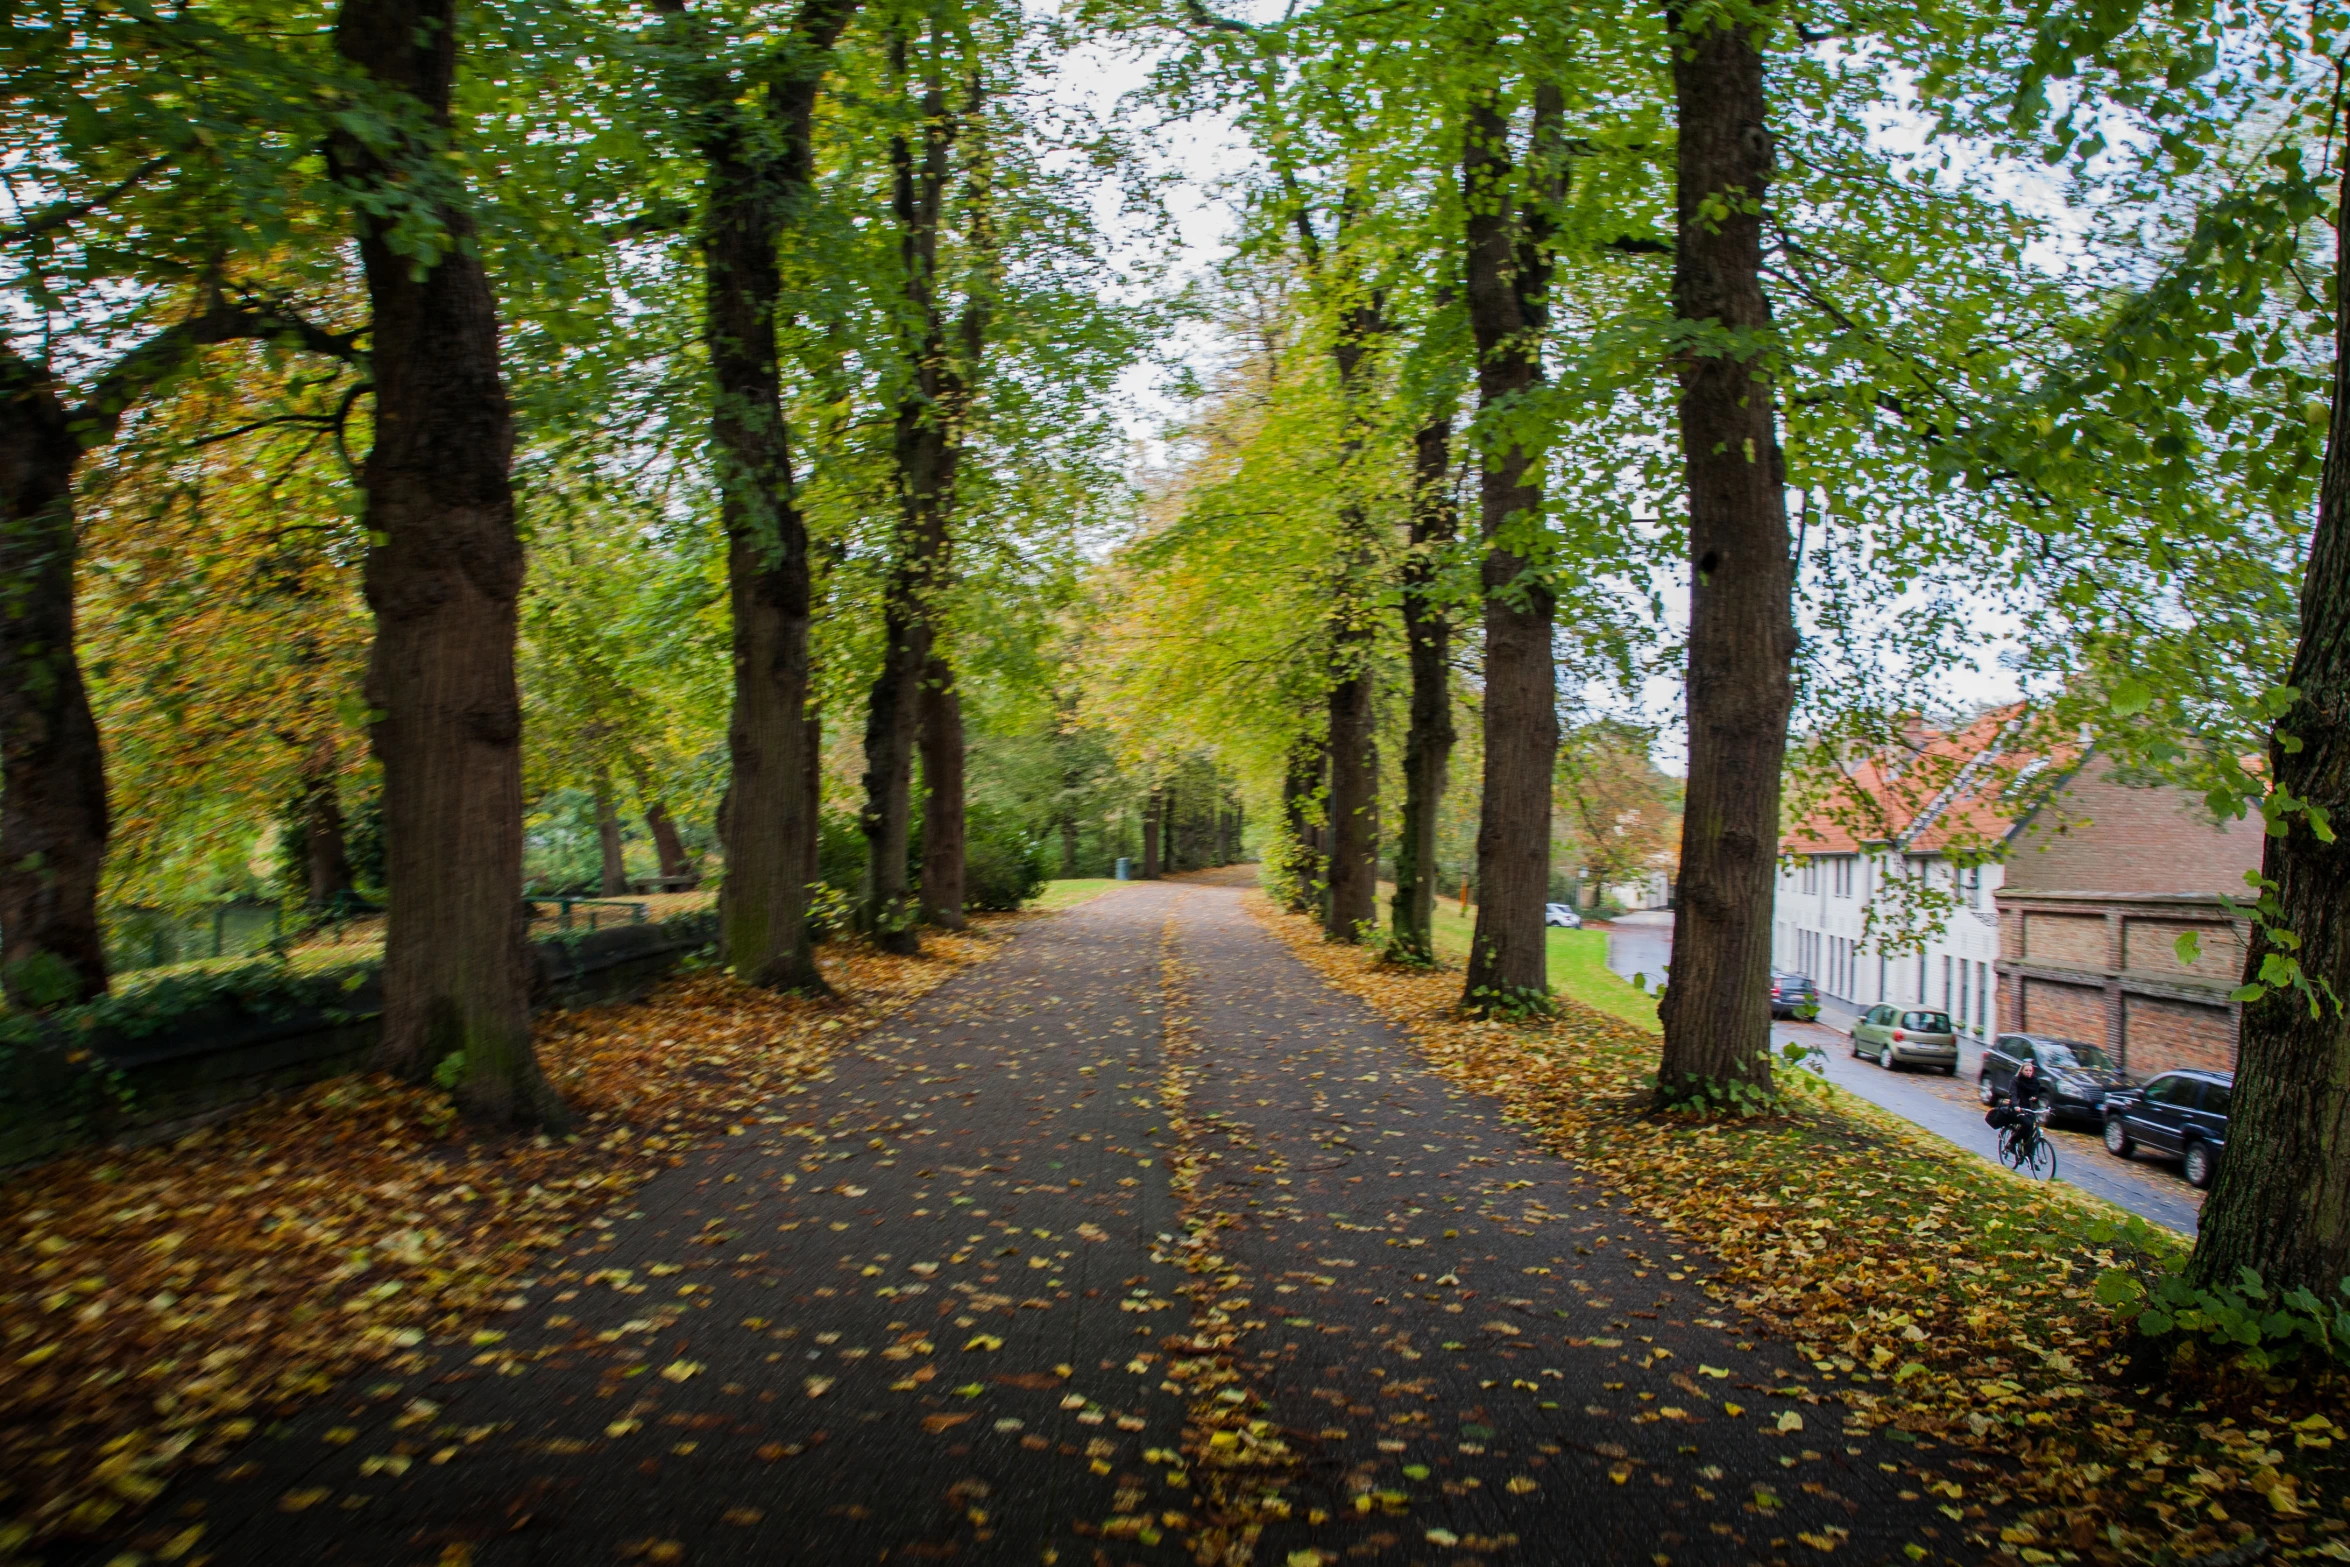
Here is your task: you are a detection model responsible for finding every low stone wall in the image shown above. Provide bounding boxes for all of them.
[0,913,716,1173]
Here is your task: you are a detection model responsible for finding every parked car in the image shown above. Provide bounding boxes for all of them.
[2102,1069,2232,1188]
[1543,903,1583,929]
[1976,1033,2134,1125]
[1850,1006,1959,1073]
[1769,972,1817,1018]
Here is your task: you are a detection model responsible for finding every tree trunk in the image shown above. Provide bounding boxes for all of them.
[1282,736,1327,913]
[593,765,627,896]
[2188,158,2350,1296]
[1325,663,1378,939]
[334,0,558,1127]
[1162,777,1180,873]
[671,0,853,993]
[643,801,695,889]
[919,656,967,928]
[301,738,357,909]
[0,358,109,1010]
[1653,5,1797,1104]
[1460,83,1564,1013]
[1059,816,1079,877]
[1391,413,1458,965]
[1141,789,1164,879]
[863,53,984,953]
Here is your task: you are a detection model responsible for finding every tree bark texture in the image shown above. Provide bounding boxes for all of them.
[1461,83,1564,1012]
[1653,7,1797,1102]
[919,655,967,928]
[0,356,108,1009]
[593,765,627,896]
[1390,414,1459,965]
[1282,736,1327,913]
[643,802,695,889]
[334,0,558,1126]
[862,56,985,953]
[1141,789,1164,880]
[1320,268,1386,944]
[667,0,854,992]
[2188,160,2350,1296]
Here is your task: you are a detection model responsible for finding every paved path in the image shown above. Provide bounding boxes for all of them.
[95,878,1997,1566]
[1600,916,2203,1235]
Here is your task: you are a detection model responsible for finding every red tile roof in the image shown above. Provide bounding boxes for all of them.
[1781,703,2071,858]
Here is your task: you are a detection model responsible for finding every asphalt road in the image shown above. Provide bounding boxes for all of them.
[1597,914,2206,1236]
[80,877,2009,1566]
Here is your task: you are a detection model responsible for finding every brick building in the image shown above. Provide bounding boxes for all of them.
[1993,752,2264,1076]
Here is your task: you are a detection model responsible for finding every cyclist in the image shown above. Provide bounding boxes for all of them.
[1991,1058,2050,1172]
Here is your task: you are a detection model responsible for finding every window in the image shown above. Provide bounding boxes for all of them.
[1800,859,1819,895]
[2144,1075,2199,1107]
[1995,1036,2028,1062]
[2203,1085,2233,1119]
[1961,866,1982,908]
[1941,955,1952,1013]
[1830,857,1855,898]
[1901,1011,1951,1033]
[2038,1040,2115,1071]
[1978,963,1991,1033]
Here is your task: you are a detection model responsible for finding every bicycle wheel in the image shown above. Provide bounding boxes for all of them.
[2028,1136,2057,1182]
[1996,1129,2025,1171]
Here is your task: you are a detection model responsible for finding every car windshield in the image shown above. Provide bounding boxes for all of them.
[2039,1041,2115,1071]
[1899,1012,1950,1032]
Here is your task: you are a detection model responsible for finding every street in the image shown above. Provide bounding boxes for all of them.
[1598,912,2206,1235]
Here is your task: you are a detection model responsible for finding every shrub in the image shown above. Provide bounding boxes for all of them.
[963,808,1047,912]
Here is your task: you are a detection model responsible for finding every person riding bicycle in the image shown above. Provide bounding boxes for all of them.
[1986,1058,2043,1130]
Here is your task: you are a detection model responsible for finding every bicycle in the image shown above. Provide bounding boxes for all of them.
[1996,1105,2057,1181]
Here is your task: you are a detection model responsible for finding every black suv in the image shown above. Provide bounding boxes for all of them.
[1977,1033,2134,1125]
[1768,973,1818,1018]
[2102,1069,2232,1189]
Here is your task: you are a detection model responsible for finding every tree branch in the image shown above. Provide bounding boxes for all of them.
[67,297,368,448]
[0,155,172,245]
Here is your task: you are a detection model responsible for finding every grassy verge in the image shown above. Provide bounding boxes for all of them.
[1249,892,2347,1565]
[1420,899,1660,1030]
[1031,877,1123,911]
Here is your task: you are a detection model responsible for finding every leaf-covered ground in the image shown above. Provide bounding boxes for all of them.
[1249,892,2350,1565]
[0,929,1000,1557]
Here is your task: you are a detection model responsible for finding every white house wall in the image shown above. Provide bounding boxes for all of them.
[1771,853,2005,1036]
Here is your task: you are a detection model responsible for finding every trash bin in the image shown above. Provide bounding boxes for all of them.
[1115,858,1131,881]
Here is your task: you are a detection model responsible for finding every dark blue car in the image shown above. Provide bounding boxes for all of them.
[2102,1069,2232,1189]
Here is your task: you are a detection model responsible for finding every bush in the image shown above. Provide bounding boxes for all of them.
[963,808,1047,912]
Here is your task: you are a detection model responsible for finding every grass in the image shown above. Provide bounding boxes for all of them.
[1029,878,1123,911]
[1417,897,1661,1031]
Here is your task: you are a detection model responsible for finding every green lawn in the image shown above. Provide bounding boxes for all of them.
[1420,899,1661,1032]
[1029,878,1123,911]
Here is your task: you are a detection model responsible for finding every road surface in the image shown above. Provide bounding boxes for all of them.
[1597,912,2204,1235]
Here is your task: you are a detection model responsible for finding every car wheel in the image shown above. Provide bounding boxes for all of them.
[2103,1117,2134,1158]
[2183,1141,2215,1189]
[1878,1047,1895,1070]
[1848,1037,1861,1058]
[1976,1077,1995,1105]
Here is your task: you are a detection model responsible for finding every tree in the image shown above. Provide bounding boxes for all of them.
[1459,75,1564,1013]
[1554,717,1676,900]
[332,0,563,1125]
[2188,152,2350,1296]
[1390,397,1461,963]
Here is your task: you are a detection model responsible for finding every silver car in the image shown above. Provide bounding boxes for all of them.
[1543,903,1583,929]
[1849,1005,1959,1074]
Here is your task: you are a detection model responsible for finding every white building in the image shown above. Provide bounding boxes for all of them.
[1772,849,2004,1036]
[1771,708,2031,1037]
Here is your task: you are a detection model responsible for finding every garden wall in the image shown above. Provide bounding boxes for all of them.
[0,912,716,1172]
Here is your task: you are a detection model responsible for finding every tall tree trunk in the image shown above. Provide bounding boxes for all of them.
[301,738,357,909]
[1391,414,1458,965]
[1141,788,1164,879]
[1281,736,1326,913]
[1323,304,1384,945]
[2188,158,2350,1296]
[593,765,627,896]
[0,359,108,1010]
[919,656,967,928]
[863,53,986,952]
[1059,816,1079,877]
[1460,82,1564,1013]
[666,0,854,993]
[334,0,558,1126]
[1653,6,1797,1103]
[1161,776,1180,873]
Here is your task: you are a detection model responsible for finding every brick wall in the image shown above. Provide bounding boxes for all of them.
[2123,994,2236,1076]
[2017,976,2106,1043]
[2023,912,2107,967]
[2121,917,2246,984]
